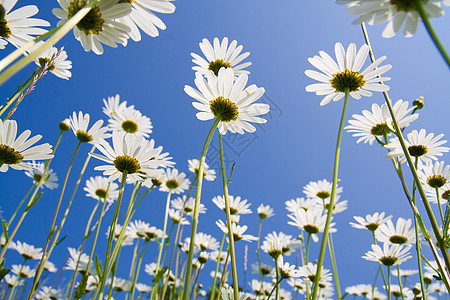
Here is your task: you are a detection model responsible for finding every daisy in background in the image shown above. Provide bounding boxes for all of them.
[10,241,42,260]
[418,161,450,206]
[305,42,391,106]
[53,0,131,55]
[108,106,153,137]
[90,131,168,182]
[287,208,336,242]
[285,197,316,213]
[216,219,257,242]
[362,243,412,267]
[171,196,207,215]
[160,168,190,194]
[32,44,72,80]
[184,67,269,135]
[188,158,216,181]
[103,94,134,117]
[0,0,49,49]
[257,204,274,219]
[303,179,343,203]
[116,0,175,44]
[0,119,53,172]
[350,212,392,232]
[212,195,252,215]
[336,0,445,38]
[69,111,110,145]
[385,129,450,169]
[24,161,58,189]
[346,99,419,145]
[376,218,416,245]
[84,176,119,203]
[191,37,251,76]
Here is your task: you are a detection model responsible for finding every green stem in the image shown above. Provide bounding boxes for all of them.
[373,231,389,291]
[218,133,239,300]
[397,265,405,300]
[275,256,280,300]
[86,195,108,279]
[210,233,226,300]
[436,187,445,224]
[0,1,100,85]
[130,241,149,300]
[182,117,221,300]
[256,219,264,295]
[327,233,341,299]
[387,266,392,300]
[155,191,173,272]
[414,0,450,70]
[5,182,35,229]
[125,239,140,300]
[311,89,350,300]
[305,233,311,264]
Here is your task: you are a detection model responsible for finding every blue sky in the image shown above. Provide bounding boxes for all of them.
[2,0,450,297]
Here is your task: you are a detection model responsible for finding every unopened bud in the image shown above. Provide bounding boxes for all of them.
[59,119,70,132]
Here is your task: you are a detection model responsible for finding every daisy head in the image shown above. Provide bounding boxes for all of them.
[108,106,153,137]
[192,37,251,76]
[385,129,449,168]
[376,218,416,245]
[257,204,274,219]
[188,158,216,181]
[69,111,110,144]
[24,161,58,189]
[287,208,336,242]
[0,119,53,172]
[84,176,119,203]
[160,168,191,194]
[184,67,269,135]
[10,241,43,260]
[216,219,257,242]
[34,45,72,80]
[53,0,131,55]
[212,195,252,215]
[418,161,450,190]
[305,42,391,106]
[350,212,392,232]
[362,243,412,266]
[103,94,132,117]
[303,179,343,202]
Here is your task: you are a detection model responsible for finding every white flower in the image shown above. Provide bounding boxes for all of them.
[376,218,416,245]
[108,106,153,137]
[287,208,336,242]
[391,268,418,277]
[191,37,251,77]
[285,197,316,213]
[116,0,175,43]
[10,240,42,260]
[313,195,348,214]
[126,220,162,241]
[69,111,110,144]
[257,204,274,219]
[43,260,57,273]
[35,286,64,300]
[84,176,119,203]
[194,232,219,251]
[11,264,35,278]
[53,0,131,55]
[426,182,450,204]
[345,284,373,296]
[135,283,151,293]
[212,195,252,215]
[277,256,301,279]
[385,129,450,169]
[24,161,58,189]
[184,67,269,135]
[168,209,190,225]
[303,179,343,202]
[336,0,445,38]
[350,212,392,232]
[106,224,135,246]
[65,247,93,274]
[103,94,132,117]
[160,168,191,194]
[305,42,391,106]
[3,274,23,287]
[346,99,419,145]
[91,131,167,182]
[216,219,257,242]
[261,235,283,259]
[0,119,53,172]
[220,286,249,300]
[34,46,72,80]
[188,158,216,181]
[362,243,412,266]
[264,231,301,257]
[0,0,50,49]
[171,196,206,215]
[418,161,450,191]
[298,262,333,286]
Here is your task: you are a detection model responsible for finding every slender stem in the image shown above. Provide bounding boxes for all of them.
[218,133,239,300]
[361,22,450,282]
[305,233,311,264]
[125,239,140,300]
[210,233,226,300]
[387,266,392,300]
[436,187,445,224]
[312,89,350,300]
[373,231,389,291]
[182,117,221,300]
[0,1,100,85]
[327,233,341,299]
[397,265,405,300]
[274,256,280,300]
[414,0,450,69]
[86,196,108,277]
[156,191,173,272]
[5,182,35,229]
[130,241,149,300]
[256,219,264,295]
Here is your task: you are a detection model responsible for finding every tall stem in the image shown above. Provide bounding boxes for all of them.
[327,233,342,299]
[182,117,220,300]
[210,233,226,300]
[312,90,350,300]
[156,191,173,272]
[218,133,239,300]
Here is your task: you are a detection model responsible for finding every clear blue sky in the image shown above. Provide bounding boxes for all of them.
[2,0,450,297]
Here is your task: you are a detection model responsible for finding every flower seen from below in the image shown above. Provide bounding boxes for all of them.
[34,45,72,80]
[188,158,216,181]
[362,243,412,266]
[108,106,153,137]
[69,111,110,144]
[84,176,119,203]
[350,212,392,232]
[24,161,58,189]
[160,168,190,194]
[305,42,391,105]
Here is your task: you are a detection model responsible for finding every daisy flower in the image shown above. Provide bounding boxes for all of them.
[127,220,162,241]
[65,247,92,275]
[305,42,391,106]
[35,286,64,300]
[251,262,274,277]
[90,131,167,182]
[212,195,252,215]
[108,106,153,137]
[3,274,23,287]
[418,161,450,191]
[0,119,53,172]
[112,277,130,292]
[10,241,42,260]
[362,243,412,266]
[107,224,135,246]
[277,256,301,279]
[257,204,274,219]
[188,158,216,181]
[116,0,175,43]
[391,268,419,277]
[298,262,333,286]
[194,232,219,251]
[191,37,251,76]
[69,111,110,145]
[168,209,190,225]
[43,260,57,273]
[53,0,131,55]
[216,219,257,242]
[336,0,445,38]
[34,46,72,80]
[386,284,410,299]
[84,176,119,203]
[385,129,450,168]
[285,197,316,213]
[426,182,450,204]
[313,195,348,214]
[171,196,206,215]
[350,212,392,232]
[0,0,50,49]
[184,67,269,135]
[345,284,373,297]
[135,283,151,294]
[59,118,71,132]
[220,286,249,300]
[264,231,301,256]
[376,218,416,245]
[287,208,336,242]
[160,168,191,194]
[303,179,343,202]
[24,161,58,189]
[11,264,36,278]
[261,235,283,259]
[345,99,419,145]
[103,94,133,117]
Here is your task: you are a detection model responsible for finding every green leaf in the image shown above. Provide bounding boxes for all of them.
[55,234,67,245]
[94,255,102,280]
[0,259,10,281]
[153,266,168,284]
[25,192,43,212]
[416,215,431,240]
[444,203,450,239]
[74,273,89,299]
[1,219,8,241]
